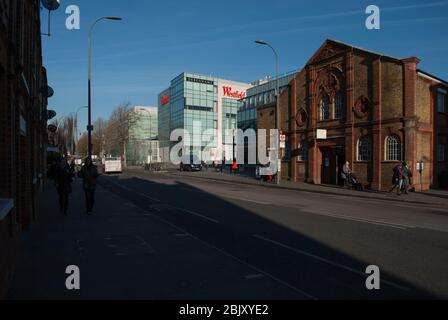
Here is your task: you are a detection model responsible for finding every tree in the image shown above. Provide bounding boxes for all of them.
[104,102,140,167]
[48,117,74,156]
[77,133,88,157]
[92,118,108,157]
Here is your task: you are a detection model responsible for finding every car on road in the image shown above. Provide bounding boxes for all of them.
[104,157,122,174]
[180,155,203,172]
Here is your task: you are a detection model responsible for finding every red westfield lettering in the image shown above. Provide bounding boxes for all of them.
[160,95,170,106]
[222,86,246,99]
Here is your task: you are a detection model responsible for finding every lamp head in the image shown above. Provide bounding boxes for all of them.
[255,40,267,45]
[106,16,122,21]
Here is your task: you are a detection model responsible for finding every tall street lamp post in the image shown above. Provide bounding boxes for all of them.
[88,16,122,158]
[255,40,281,185]
[75,106,88,155]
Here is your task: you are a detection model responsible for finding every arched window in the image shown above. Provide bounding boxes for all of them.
[334,92,344,119]
[320,95,330,120]
[298,142,308,161]
[386,135,401,161]
[357,137,372,161]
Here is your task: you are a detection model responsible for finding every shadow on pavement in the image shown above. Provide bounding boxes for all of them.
[7,173,444,300]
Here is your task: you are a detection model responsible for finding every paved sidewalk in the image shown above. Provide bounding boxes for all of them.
[7,177,306,300]
[134,168,448,207]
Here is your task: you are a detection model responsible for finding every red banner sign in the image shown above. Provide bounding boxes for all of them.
[160,95,170,106]
[222,86,246,100]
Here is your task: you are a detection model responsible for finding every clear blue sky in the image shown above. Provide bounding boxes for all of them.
[41,0,448,135]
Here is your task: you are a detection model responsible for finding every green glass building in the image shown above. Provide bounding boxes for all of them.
[158,72,251,163]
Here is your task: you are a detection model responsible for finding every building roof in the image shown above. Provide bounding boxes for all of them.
[306,38,447,84]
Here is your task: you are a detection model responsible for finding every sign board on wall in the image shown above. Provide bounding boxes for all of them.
[316,129,327,140]
[416,162,425,172]
[160,96,170,106]
[222,86,246,100]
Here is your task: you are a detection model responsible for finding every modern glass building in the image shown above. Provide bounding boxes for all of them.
[158,72,251,162]
[127,106,159,165]
[237,71,298,130]
[129,106,158,140]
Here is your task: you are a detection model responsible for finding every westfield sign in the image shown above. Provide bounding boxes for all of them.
[160,95,170,106]
[222,86,246,100]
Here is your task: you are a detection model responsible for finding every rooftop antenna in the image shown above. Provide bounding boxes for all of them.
[41,0,61,37]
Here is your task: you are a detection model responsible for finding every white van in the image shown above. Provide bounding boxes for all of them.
[104,157,122,174]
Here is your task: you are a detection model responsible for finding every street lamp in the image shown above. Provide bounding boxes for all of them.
[75,106,88,154]
[255,40,281,185]
[88,16,122,158]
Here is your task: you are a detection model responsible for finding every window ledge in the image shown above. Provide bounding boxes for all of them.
[0,198,14,221]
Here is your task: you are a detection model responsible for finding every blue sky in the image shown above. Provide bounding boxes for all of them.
[41,0,448,135]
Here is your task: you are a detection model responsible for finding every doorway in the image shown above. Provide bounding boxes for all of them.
[320,146,345,185]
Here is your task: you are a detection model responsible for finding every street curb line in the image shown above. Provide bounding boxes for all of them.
[165,172,440,207]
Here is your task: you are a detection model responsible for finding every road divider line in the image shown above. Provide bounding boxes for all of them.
[279,205,414,230]
[221,195,272,205]
[171,206,221,224]
[253,234,411,292]
[139,193,161,202]
[142,212,316,299]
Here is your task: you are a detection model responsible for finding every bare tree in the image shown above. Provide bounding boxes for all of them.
[77,133,88,157]
[104,102,140,167]
[92,118,108,158]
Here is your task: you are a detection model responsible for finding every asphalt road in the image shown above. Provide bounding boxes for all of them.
[97,169,448,299]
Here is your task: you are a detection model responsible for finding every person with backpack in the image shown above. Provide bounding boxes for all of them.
[79,157,99,215]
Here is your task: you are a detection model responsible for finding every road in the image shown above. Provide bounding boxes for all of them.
[97,169,448,299]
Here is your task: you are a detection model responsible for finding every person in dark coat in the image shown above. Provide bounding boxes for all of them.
[79,157,99,215]
[401,161,413,194]
[389,161,404,195]
[55,158,74,215]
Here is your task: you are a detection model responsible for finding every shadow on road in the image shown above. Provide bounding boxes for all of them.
[97,174,442,300]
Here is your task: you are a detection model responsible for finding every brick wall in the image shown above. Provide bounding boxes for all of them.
[0,0,47,298]
[277,39,447,191]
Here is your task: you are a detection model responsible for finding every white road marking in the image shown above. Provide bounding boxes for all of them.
[291,208,415,230]
[139,193,160,202]
[221,195,272,205]
[171,206,221,224]
[142,211,317,300]
[253,234,410,292]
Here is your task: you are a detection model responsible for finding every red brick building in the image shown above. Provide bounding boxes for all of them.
[260,39,448,191]
[0,0,48,297]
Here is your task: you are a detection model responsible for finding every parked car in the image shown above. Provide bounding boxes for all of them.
[103,157,122,174]
[180,155,202,172]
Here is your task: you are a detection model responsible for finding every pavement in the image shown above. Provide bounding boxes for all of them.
[7,169,448,299]
[9,179,310,300]
[153,167,448,206]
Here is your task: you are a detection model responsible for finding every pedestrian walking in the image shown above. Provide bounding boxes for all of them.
[232,159,238,175]
[80,157,99,215]
[401,161,413,194]
[341,161,352,188]
[389,161,404,195]
[55,158,74,215]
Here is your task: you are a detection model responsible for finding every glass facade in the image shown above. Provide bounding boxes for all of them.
[158,88,171,149]
[237,72,297,130]
[128,106,158,141]
[127,106,159,165]
[158,72,250,161]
